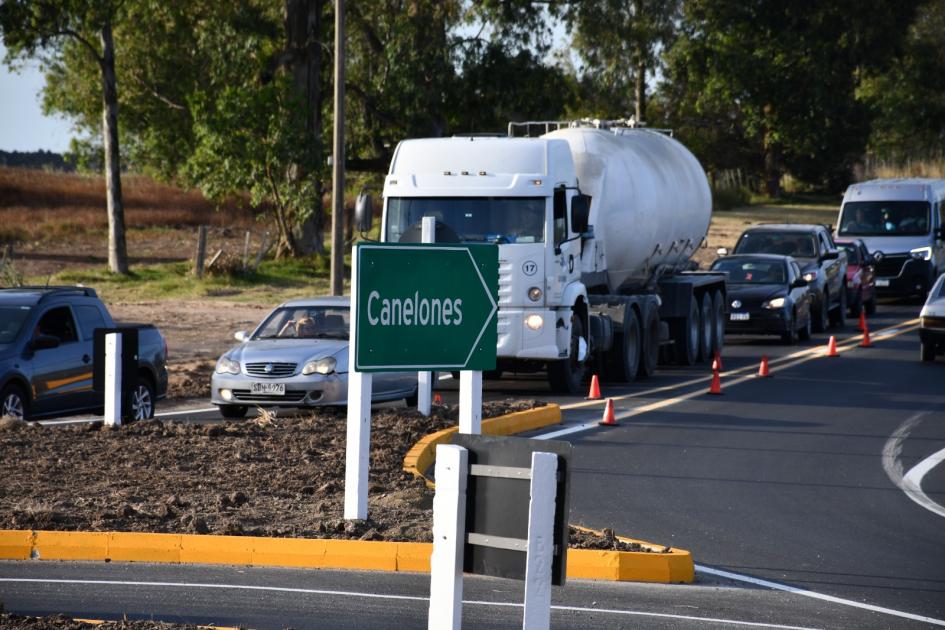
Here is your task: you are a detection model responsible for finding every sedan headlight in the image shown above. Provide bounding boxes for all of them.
[763,297,786,309]
[302,357,337,375]
[215,356,241,375]
[910,246,932,261]
[803,271,817,283]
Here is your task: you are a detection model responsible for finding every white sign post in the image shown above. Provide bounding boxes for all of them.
[417,216,436,417]
[458,370,482,434]
[103,332,122,427]
[427,444,468,630]
[522,451,559,630]
[344,249,373,521]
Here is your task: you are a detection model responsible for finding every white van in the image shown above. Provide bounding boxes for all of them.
[836,179,945,296]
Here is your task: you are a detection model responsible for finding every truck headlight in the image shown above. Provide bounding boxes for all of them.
[803,272,817,282]
[525,314,544,330]
[763,297,786,309]
[302,357,336,375]
[910,246,932,261]
[528,286,543,302]
[215,356,241,375]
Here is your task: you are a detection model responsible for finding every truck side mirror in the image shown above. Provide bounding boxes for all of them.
[355,193,374,233]
[571,194,591,234]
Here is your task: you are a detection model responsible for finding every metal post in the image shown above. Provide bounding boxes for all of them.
[104,332,122,427]
[329,0,346,296]
[242,231,251,270]
[522,452,558,630]
[194,225,207,279]
[459,370,482,434]
[344,245,373,520]
[427,444,468,630]
[417,216,435,416]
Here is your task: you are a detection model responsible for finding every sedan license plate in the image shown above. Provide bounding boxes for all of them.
[251,382,285,396]
[730,312,750,321]
[876,278,890,287]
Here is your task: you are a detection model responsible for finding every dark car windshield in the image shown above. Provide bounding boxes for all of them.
[386,197,545,244]
[0,305,32,344]
[733,231,817,258]
[254,306,350,340]
[838,201,930,236]
[711,259,786,284]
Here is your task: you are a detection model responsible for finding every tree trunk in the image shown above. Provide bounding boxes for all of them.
[633,0,646,124]
[762,104,781,197]
[99,20,129,275]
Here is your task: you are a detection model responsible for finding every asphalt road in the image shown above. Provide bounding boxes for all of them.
[15,299,945,628]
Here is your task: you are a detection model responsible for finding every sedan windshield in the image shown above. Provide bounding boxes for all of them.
[254,306,350,340]
[734,232,817,258]
[0,306,32,344]
[838,201,930,236]
[712,259,786,284]
[386,197,545,244]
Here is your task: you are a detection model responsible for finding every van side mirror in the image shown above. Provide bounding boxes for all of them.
[355,193,374,233]
[571,194,591,234]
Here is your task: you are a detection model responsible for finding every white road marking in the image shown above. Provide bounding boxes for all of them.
[696,565,945,628]
[0,577,822,629]
[883,411,945,519]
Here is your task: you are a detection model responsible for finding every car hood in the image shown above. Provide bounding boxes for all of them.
[726,284,787,304]
[225,338,348,365]
[853,235,931,256]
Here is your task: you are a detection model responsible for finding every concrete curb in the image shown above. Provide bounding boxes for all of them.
[0,528,692,583]
[402,404,562,486]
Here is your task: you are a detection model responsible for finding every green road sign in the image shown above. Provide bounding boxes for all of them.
[354,243,498,372]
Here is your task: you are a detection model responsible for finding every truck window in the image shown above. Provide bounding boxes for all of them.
[74,305,107,341]
[553,188,567,245]
[36,306,79,344]
[386,197,545,244]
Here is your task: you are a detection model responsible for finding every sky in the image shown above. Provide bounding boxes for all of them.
[0,43,75,153]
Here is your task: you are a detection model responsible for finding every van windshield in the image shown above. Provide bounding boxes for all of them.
[0,306,32,344]
[838,201,930,236]
[386,197,545,244]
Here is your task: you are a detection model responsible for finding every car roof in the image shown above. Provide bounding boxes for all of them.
[0,286,97,307]
[740,224,825,233]
[279,296,351,308]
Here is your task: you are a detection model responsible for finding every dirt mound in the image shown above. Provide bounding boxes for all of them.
[0,612,194,629]
[166,359,216,399]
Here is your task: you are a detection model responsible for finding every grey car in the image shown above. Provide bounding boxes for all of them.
[210,297,420,418]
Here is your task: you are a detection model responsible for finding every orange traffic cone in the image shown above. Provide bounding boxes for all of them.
[708,368,723,395]
[860,322,873,348]
[858,311,867,332]
[758,355,771,377]
[599,398,618,426]
[826,335,840,357]
[713,350,723,372]
[433,392,442,404]
[586,374,602,400]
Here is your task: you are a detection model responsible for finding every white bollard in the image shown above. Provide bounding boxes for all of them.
[344,246,374,520]
[103,332,122,427]
[458,370,482,434]
[417,216,436,416]
[522,451,558,630]
[427,444,468,630]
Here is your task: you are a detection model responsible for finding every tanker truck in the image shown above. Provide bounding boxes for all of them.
[355,119,726,394]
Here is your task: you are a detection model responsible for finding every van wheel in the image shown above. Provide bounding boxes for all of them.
[1,384,28,421]
[126,378,155,422]
[548,314,588,394]
[812,293,829,333]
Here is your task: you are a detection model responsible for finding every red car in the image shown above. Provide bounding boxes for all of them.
[836,239,877,317]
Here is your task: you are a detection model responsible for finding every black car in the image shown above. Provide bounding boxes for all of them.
[723,224,847,332]
[710,254,813,344]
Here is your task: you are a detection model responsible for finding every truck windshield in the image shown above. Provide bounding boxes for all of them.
[386,197,545,244]
[838,201,931,236]
[0,306,32,344]
[733,232,818,258]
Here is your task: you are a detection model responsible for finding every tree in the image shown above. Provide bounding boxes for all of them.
[1,0,130,273]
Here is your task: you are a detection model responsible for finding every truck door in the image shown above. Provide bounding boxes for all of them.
[549,187,581,304]
[29,305,93,415]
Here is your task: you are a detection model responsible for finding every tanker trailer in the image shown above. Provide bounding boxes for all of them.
[364,119,726,394]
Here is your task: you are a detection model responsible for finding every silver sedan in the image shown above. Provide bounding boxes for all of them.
[210,297,419,418]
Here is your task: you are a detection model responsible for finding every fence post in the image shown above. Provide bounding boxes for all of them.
[194,225,208,278]
[522,451,558,630]
[104,332,122,427]
[428,444,468,630]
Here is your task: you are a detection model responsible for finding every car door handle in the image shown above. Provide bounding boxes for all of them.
[82,354,91,363]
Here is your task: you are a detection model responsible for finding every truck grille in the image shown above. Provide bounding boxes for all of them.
[244,362,297,377]
[875,254,908,278]
[232,389,308,403]
[498,259,513,306]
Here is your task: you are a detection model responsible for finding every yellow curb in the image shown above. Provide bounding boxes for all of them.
[34,530,108,561]
[0,529,32,560]
[569,525,694,583]
[403,404,562,486]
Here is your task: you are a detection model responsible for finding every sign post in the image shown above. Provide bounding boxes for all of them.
[104,333,122,427]
[417,217,436,417]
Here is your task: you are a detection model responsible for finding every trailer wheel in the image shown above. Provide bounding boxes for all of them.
[711,290,725,355]
[606,309,640,382]
[638,306,660,379]
[697,294,713,362]
[548,314,588,394]
[674,297,700,366]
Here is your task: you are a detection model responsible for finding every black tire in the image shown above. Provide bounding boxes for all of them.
[848,288,862,318]
[921,341,936,362]
[829,287,847,327]
[864,294,877,315]
[638,305,660,379]
[812,292,829,333]
[697,294,712,362]
[405,389,419,407]
[674,297,700,366]
[798,310,812,341]
[548,313,588,394]
[218,404,249,419]
[607,309,641,382]
[781,311,797,345]
[711,290,725,355]
[0,384,28,421]
[125,378,156,422]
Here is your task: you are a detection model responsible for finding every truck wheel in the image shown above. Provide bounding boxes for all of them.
[606,310,640,382]
[921,341,936,362]
[218,404,249,419]
[126,378,155,422]
[711,290,725,355]
[638,306,660,379]
[674,298,700,366]
[812,292,829,333]
[829,287,847,327]
[697,294,712,362]
[1,384,28,421]
[548,314,588,394]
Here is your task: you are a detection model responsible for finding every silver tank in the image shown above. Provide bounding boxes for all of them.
[544,127,712,292]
